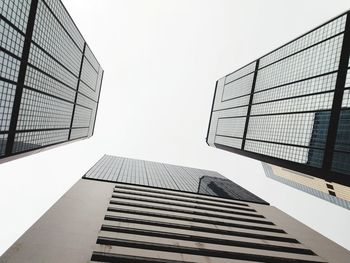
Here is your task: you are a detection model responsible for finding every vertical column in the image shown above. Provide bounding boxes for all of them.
[241,59,260,150]
[322,13,350,180]
[68,42,87,140]
[5,0,39,155]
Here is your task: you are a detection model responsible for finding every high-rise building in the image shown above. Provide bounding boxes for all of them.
[0,0,103,164]
[207,11,350,189]
[262,162,350,210]
[1,155,350,262]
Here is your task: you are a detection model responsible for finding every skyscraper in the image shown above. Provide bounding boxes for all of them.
[207,11,350,189]
[0,0,103,164]
[1,155,349,262]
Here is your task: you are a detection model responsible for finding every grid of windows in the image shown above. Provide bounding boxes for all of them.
[70,127,89,140]
[259,15,346,67]
[81,57,98,91]
[13,129,69,153]
[247,32,343,169]
[246,113,329,148]
[86,155,125,181]
[252,73,337,104]
[117,158,149,186]
[250,93,334,116]
[84,155,267,203]
[215,107,248,119]
[213,136,243,149]
[0,50,20,82]
[24,65,76,102]
[72,59,102,137]
[43,0,85,51]
[17,88,73,130]
[0,0,103,161]
[72,105,91,128]
[0,0,31,33]
[222,73,254,101]
[32,0,81,76]
[207,12,350,184]
[85,44,100,72]
[146,161,181,190]
[219,95,250,111]
[0,80,16,131]
[256,35,343,91]
[225,61,256,83]
[208,63,254,149]
[245,140,320,166]
[0,3,27,155]
[0,19,25,57]
[163,163,199,192]
[28,44,78,89]
[78,79,98,101]
[76,93,95,109]
[216,117,247,138]
[212,78,251,112]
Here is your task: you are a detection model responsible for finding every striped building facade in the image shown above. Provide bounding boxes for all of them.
[1,155,349,262]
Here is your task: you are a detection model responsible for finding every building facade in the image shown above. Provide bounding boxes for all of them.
[207,11,350,188]
[1,155,350,262]
[0,0,103,163]
[262,162,350,210]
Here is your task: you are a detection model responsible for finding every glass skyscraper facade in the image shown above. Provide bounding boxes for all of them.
[207,11,350,188]
[0,0,103,163]
[84,155,267,204]
[2,155,350,262]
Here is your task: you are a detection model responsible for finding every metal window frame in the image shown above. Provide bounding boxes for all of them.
[207,10,350,187]
[0,0,103,163]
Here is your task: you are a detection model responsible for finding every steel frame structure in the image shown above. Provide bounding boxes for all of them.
[207,10,350,187]
[0,0,103,163]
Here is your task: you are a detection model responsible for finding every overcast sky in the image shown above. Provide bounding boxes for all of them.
[1,0,350,255]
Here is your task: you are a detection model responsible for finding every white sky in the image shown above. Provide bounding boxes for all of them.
[1,0,350,255]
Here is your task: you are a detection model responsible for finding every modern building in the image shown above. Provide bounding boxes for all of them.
[262,162,350,210]
[207,11,350,189]
[1,155,350,263]
[0,0,103,164]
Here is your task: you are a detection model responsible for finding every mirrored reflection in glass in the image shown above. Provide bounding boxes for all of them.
[85,155,267,203]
